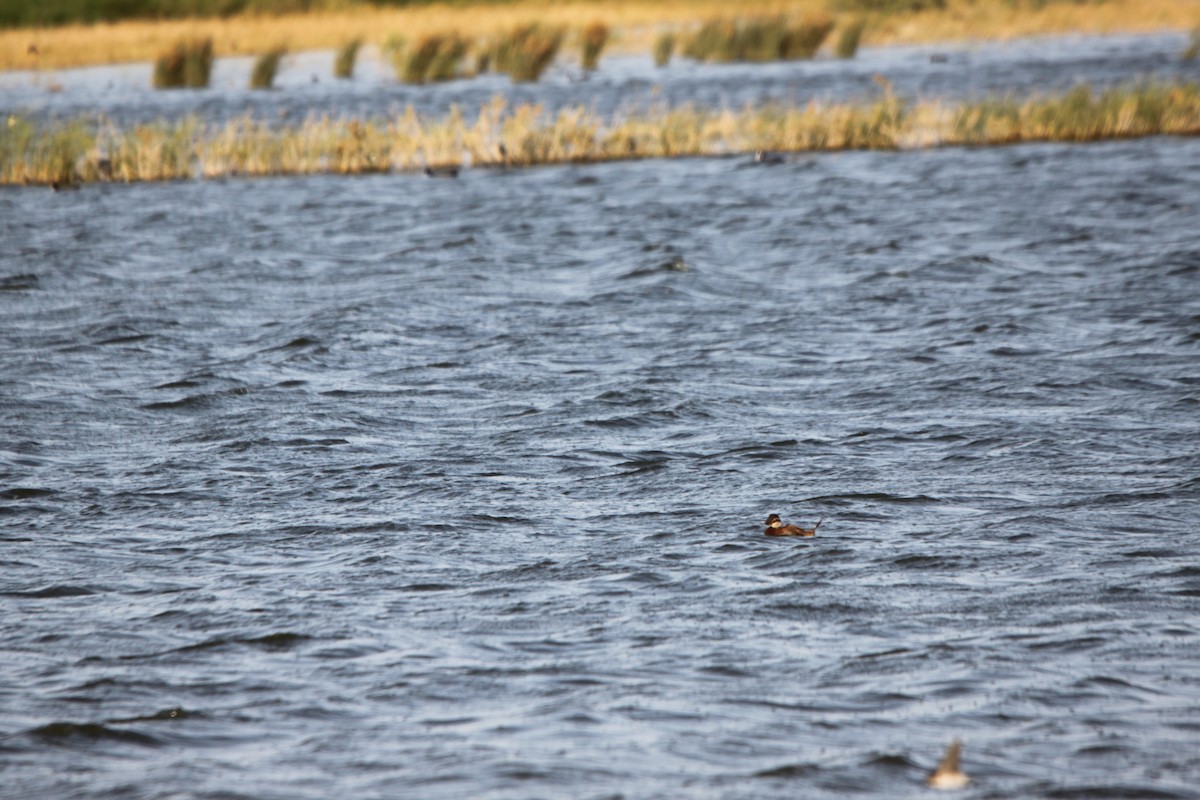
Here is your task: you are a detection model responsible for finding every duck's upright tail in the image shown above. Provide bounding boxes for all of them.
[813,519,823,531]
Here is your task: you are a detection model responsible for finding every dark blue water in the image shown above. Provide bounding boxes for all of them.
[3,31,1200,800]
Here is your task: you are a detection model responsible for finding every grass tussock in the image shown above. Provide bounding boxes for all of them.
[489,23,565,82]
[333,38,360,79]
[832,0,945,11]
[682,15,834,62]
[4,82,1199,186]
[653,31,675,67]
[580,21,609,70]
[390,32,468,83]
[942,83,1200,145]
[836,18,867,58]
[250,47,286,89]
[1183,26,1200,60]
[152,37,213,89]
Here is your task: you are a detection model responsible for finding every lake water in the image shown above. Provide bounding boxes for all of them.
[3,32,1200,800]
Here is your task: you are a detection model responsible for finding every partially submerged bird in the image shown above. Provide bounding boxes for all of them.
[927,739,969,790]
[753,150,786,165]
[763,513,821,537]
[423,165,460,179]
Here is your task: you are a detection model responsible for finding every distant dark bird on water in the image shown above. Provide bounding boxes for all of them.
[763,513,821,537]
[49,181,80,192]
[754,150,786,165]
[423,166,459,179]
[927,739,969,790]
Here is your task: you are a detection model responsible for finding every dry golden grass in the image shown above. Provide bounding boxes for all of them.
[4,0,1198,72]
[5,82,1199,186]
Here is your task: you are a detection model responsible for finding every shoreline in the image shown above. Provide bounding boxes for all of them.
[3,0,1198,72]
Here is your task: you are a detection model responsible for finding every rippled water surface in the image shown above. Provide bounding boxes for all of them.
[3,33,1200,800]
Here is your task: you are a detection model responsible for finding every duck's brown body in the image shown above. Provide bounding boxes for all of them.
[764,513,821,537]
[927,739,969,790]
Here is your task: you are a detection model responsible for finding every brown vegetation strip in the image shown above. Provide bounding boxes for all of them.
[4,83,1199,186]
[3,0,1199,72]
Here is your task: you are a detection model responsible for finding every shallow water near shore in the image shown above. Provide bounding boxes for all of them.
[3,133,1199,798]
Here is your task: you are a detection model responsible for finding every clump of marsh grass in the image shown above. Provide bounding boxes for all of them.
[836,18,867,58]
[682,19,733,61]
[490,23,565,82]
[580,22,609,71]
[944,82,1200,145]
[391,32,469,83]
[153,38,213,89]
[1183,27,1200,60]
[426,34,468,82]
[683,16,834,63]
[781,16,836,59]
[387,32,469,83]
[6,82,1200,186]
[334,38,361,79]
[1,116,88,185]
[833,0,945,10]
[250,47,286,89]
[654,32,676,67]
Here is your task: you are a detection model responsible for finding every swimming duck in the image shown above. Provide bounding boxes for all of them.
[754,150,786,165]
[927,739,969,790]
[423,165,460,179]
[763,513,821,537]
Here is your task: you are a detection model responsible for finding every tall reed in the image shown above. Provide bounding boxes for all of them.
[683,15,834,62]
[153,38,213,89]
[393,32,467,83]
[250,47,286,89]
[491,23,564,82]
[654,32,676,67]
[835,18,867,58]
[779,16,836,59]
[333,38,360,78]
[1183,26,1200,60]
[580,21,609,70]
[426,34,468,82]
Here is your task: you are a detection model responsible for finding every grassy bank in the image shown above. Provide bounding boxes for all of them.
[4,0,1199,71]
[4,82,1199,186]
